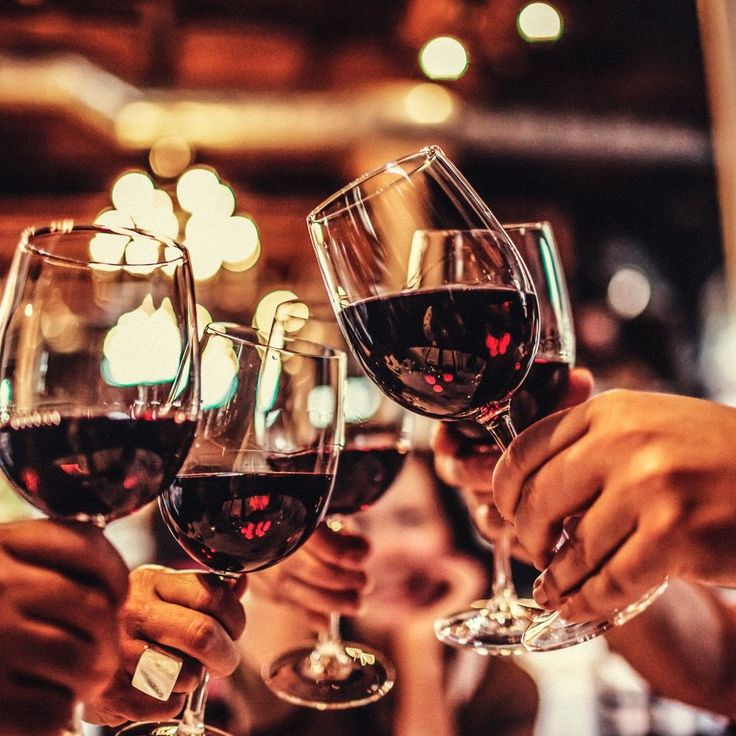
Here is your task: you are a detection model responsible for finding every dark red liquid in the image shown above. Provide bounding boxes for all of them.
[338,286,537,420]
[326,446,408,515]
[0,415,196,522]
[511,358,571,431]
[160,470,335,574]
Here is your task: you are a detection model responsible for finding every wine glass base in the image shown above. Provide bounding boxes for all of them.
[263,641,395,710]
[521,580,670,652]
[434,604,533,656]
[116,720,233,736]
[522,610,611,652]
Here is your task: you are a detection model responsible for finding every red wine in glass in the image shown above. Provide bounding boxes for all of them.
[326,445,408,515]
[159,469,336,575]
[0,415,195,521]
[338,285,538,421]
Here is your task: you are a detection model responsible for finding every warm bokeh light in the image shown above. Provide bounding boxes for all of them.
[200,332,239,410]
[607,267,651,319]
[176,167,222,214]
[253,290,299,336]
[517,2,563,42]
[403,83,457,125]
[221,215,261,272]
[149,136,194,179]
[111,171,156,216]
[101,163,262,289]
[102,295,182,386]
[123,235,160,276]
[418,36,469,81]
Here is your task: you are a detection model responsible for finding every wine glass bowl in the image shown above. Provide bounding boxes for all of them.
[159,322,345,576]
[0,223,200,525]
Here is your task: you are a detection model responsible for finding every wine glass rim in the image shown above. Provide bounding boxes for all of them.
[502,221,553,232]
[205,321,347,362]
[306,145,444,224]
[19,223,189,267]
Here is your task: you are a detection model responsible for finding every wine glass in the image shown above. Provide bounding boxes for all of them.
[307,146,540,654]
[118,321,346,736]
[0,222,200,734]
[432,221,576,651]
[262,300,412,709]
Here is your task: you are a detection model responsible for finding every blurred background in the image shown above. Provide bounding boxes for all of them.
[1,3,734,735]
[0,0,728,403]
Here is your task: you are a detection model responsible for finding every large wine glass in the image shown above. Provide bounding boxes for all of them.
[263,300,412,709]
[0,222,200,734]
[308,146,540,654]
[118,322,346,736]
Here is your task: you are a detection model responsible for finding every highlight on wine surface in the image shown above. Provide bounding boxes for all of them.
[159,321,346,575]
[0,223,200,525]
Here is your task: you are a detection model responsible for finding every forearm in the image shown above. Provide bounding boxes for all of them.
[605,579,736,717]
[233,587,314,730]
[392,631,456,736]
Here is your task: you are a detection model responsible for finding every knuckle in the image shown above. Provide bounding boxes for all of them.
[185,617,221,657]
[121,598,155,636]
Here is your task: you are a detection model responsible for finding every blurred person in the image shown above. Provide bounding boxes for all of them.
[83,565,247,728]
[0,518,129,736]
[228,451,538,736]
[434,370,736,719]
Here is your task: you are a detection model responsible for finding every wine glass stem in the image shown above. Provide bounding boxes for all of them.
[324,611,341,644]
[478,409,519,609]
[177,669,210,736]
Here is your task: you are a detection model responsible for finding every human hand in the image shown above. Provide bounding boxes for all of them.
[493,389,736,622]
[0,519,129,736]
[247,522,370,629]
[84,565,246,727]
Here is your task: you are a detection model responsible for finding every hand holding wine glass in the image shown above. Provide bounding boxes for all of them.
[84,565,247,728]
[119,322,346,736]
[0,518,129,736]
[309,147,539,654]
[0,222,200,735]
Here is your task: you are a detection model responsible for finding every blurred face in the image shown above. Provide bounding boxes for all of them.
[351,456,454,627]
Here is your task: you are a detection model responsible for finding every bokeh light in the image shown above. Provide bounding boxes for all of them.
[418,36,469,81]
[102,295,183,386]
[253,290,299,336]
[111,171,156,216]
[149,136,194,179]
[607,267,651,319]
[404,83,457,125]
[517,2,564,43]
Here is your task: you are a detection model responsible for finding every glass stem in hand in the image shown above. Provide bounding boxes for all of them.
[177,670,210,736]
